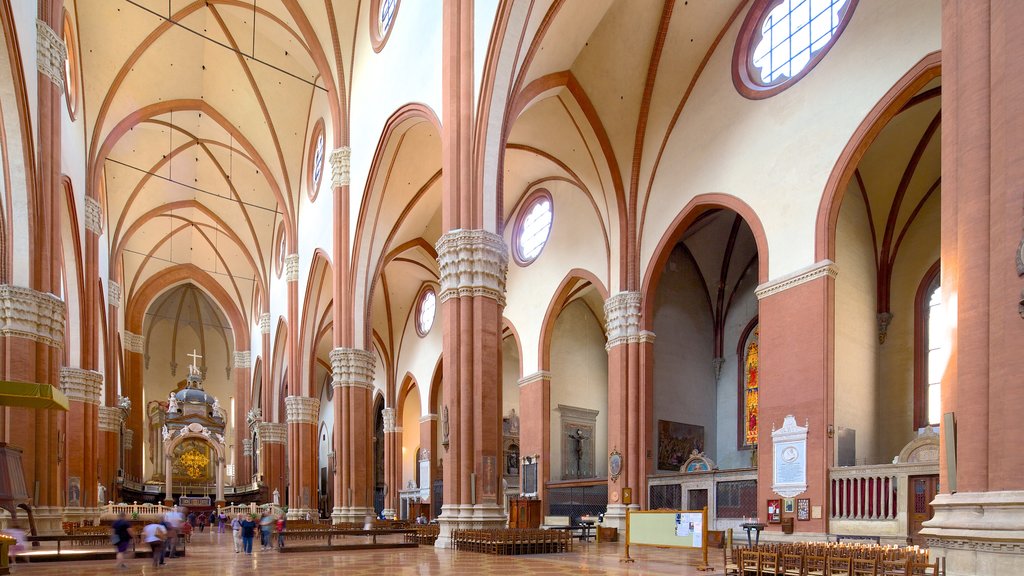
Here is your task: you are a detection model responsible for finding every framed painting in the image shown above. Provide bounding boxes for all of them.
[657,420,705,470]
[797,498,811,521]
[767,499,781,523]
[783,497,794,513]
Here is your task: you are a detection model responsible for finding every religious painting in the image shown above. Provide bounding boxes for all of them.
[743,328,760,447]
[657,420,705,471]
[783,497,795,513]
[767,499,782,523]
[797,498,810,521]
[67,476,81,507]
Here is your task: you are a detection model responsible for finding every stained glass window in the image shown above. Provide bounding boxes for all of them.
[380,0,398,35]
[743,328,759,447]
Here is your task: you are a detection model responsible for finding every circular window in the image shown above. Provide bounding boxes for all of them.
[370,0,399,53]
[514,190,553,266]
[416,287,436,337]
[733,0,857,99]
[62,11,78,119]
[307,119,326,201]
[274,225,286,278]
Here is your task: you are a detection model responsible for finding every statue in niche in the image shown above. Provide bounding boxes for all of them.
[97,483,106,505]
[568,428,590,478]
[273,488,280,505]
[167,393,178,414]
[212,396,221,417]
[441,406,450,450]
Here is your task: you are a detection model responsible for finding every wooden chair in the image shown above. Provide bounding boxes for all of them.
[852,557,879,576]
[805,554,828,576]
[780,552,803,576]
[724,545,742,575]
[829,556,853,576]
[908,560,939,576]
[880,558,908,576]
[740,549,760,575]
[758,551,780,575]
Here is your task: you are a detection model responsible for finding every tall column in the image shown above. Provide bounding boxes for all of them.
[381,407,399,518]
[258,422,287,500]
[232,351,252,481]
[122,331,145,479]
[164,454,173,506]
[330,348,375,523]
[285,395,319,518]
[215,456,225,506]
[517,371,551,512]
[434,230,508,547]
[755,262,836,535]
[97,406,123,502]
[101,281,123,495]
[920,3,1024,574]
[59,368,102,520]
[603,293,654,528]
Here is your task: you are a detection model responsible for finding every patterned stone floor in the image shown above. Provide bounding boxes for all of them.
[11,529,725,575]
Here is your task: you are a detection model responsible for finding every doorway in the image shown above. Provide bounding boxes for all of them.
[908,475,939,544]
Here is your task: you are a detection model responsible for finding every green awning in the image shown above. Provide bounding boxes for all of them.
[0,381,69,411]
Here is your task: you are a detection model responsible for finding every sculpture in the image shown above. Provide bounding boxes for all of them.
[273,489,280,505]
[97,483,106,505]
[167,392,179,413]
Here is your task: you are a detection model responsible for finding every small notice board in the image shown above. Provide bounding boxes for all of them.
[622,507,710,570]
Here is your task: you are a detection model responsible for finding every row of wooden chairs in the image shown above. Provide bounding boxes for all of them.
[404,525,439,545]
[452,529,572,555]
[734,549,941,576]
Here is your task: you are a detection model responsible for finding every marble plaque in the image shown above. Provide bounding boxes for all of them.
[771,415,808,498]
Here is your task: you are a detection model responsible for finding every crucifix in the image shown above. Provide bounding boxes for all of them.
[188,349,202,377]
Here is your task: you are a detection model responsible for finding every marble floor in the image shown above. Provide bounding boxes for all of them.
[11,529,726,575]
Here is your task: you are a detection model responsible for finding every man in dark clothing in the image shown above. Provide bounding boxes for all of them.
[110,512,134,569]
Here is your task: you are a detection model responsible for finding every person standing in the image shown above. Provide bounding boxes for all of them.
[231,513,243,553]
[110,512,134,569]
[162,507,184,559]
[276,515,286,549]
[259,511,274,550]
[218,511,227,533]
[142,521,167,568]
[240,514,257,554]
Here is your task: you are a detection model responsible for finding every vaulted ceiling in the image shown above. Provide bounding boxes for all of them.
[77,0,358,324]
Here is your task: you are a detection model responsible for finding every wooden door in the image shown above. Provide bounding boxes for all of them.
[908,475,939,544]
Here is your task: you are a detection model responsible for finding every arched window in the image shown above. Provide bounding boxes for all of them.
[513,190,553,266]
[307,119,326,201]
[62,11,79,119]
[733,0,857,99]
[370,0,399,52]
[416,287,436,337]
[274,225,286,278]
[740,324,759,448]
[915,263,944,428]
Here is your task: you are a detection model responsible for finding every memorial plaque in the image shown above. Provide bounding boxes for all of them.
[771,415,807,498]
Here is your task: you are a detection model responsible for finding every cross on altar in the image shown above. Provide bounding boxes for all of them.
[188,349,202,371]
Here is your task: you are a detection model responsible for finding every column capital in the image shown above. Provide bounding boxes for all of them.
[436,229,508,306]
[517,371,551,388]
[258,422,288,445]
[330,146,351,188]
[755,260,838,300]
[604,292,654,349]
[285,254,300,282]
[259,313,271,334]
[285,396,320,425]
[59,367,103,405]
[233,350,251,369]
[330,347,375,390]
[0,284,66,348]
[123,331,144,353]
[108,281,122,307]
[382,407,396,433]
[84,196,103,235]
[98,405,124,432]
[35,19,66,92]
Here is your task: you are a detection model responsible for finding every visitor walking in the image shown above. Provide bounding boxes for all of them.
[276,514,286,549]
[259,511,274,550]
[162,506,184,559]
[218,511,227,533]
[110,512,134,569]
[240,514,258,554]
[142,521,167,568]
[231,513,243,553]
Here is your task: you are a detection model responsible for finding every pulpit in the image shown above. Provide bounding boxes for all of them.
[508,497,541,529]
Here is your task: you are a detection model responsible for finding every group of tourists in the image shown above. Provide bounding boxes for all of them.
[231,510,286,554]
[108,506,242,569]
